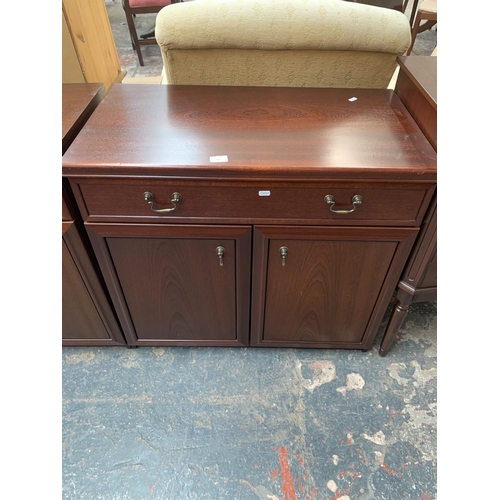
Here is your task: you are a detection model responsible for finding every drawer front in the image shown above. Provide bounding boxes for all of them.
[75,180,432,226]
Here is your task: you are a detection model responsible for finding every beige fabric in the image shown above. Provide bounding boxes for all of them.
[156,0,411,88]
[420,0,437,14]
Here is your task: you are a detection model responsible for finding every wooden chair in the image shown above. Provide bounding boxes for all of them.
[406,0,437,54]
[122,0,177,66]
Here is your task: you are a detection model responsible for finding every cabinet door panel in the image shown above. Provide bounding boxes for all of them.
[265,239,396,343]
[86,224,252,346]
[107,238,236,341]
[252,226,418,349]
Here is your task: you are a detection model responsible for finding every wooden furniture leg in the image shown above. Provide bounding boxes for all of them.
[407,0,437,55]
[379,290,413,356]
[123,7,144,65]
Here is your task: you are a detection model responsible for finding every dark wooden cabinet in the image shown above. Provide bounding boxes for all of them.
[62,84,125,346]
[85,223,251,346]
[63,85,437,351]
[379,56,437,356]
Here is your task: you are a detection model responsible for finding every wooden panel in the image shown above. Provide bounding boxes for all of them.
[62,83,105,154]
[62,222,112,341]
[76,179,430,227]
[62,11,85,84]
[62,193,73,221]
[251,225,419,349]
[62,0,122,90]
[86,223,252,346]
[395,56,437,151]
[62,85,437,181]
[62,221,125,345]
[107,238,236,341]
[264,239,396,343]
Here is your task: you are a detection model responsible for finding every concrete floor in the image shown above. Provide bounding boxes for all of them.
[62,3,438,499]
[63,299,437,500]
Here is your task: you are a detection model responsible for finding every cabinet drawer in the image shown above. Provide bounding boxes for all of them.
[75,180,432,226]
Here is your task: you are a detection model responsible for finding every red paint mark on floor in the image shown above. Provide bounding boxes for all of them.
[278,446,298,500]
[332,490,350,500]
[381,463,402,477]
[269,469,279,477]
[420,494,432,500]
[338,469,361,480]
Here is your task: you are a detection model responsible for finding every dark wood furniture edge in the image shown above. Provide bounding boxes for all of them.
[62,221,126,346]
[396,56,437,110]
[62,84,106,155]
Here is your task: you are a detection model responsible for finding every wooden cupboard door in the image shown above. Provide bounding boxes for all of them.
[86,224,252,346]
[62,222,125,345]
[251,226,418,349]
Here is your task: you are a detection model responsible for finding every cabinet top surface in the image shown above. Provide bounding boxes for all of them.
[62,85,437,181]
[62,83,106,153]
[397,56,437,108]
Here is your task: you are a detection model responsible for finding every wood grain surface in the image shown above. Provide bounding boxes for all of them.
[62,85,437,181]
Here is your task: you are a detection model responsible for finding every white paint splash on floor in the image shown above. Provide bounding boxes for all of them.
[374,450,385,466]
[65,352,95,364]
[411,361,437,385]
[336,373,365,395]
[327,479,338,492]
[300,360,337,393]
[387,362,410,386]
[398,315,437,357]
[362,430,386,446]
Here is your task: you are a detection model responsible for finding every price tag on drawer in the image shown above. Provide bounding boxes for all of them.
[258,190,271,197]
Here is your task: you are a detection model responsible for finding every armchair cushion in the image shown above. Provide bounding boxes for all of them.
[156,0,411,88]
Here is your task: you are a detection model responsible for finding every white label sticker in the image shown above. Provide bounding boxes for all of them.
[258,190,271,196]
[209,155,228,163]
[348,97,358,102]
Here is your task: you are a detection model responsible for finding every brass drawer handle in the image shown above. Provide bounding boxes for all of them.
[324,194,363,214]
[216,246,225,266]
[144,191,182,213]
[279,246,288,266]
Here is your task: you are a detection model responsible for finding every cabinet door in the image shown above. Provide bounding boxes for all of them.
[86,224,252,346]
[62,221,125,345]
[252,226,418,349]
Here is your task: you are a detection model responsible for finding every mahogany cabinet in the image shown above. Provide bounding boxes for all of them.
[62,83,125,346]
[63,85,437,350]
[379,56,437,356]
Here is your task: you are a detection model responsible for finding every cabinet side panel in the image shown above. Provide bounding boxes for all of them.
[62,234,111,340]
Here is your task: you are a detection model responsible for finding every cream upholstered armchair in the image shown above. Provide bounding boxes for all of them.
[155,0,411,88]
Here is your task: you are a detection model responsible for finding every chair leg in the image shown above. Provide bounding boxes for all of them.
[408,0,420,26]
[124,9,144,66]
[406,10,423,55]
